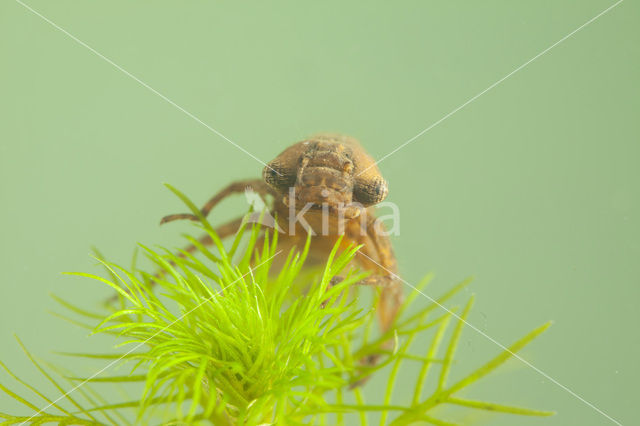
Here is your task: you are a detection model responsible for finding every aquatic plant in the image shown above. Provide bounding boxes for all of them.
[0,185,553,425]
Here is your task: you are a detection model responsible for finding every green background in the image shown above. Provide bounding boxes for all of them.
[1,0,637,424]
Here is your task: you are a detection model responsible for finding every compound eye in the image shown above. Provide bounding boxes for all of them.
[263,162,296,191]
[353,176,388,206]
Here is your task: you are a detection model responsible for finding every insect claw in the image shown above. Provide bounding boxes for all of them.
[320,276,343,308]
[159,213,199,225]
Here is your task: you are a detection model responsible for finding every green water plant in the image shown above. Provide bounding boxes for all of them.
[0,185,553,425]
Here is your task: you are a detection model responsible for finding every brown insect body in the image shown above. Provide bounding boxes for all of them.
[263,135,401,332]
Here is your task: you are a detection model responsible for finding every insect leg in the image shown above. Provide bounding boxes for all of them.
[358,217,403,333]
[320,275,344,308]
[345,216,404,386]
[172,216,246,259]
[160,179,273,224]
[107,216,245,303]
